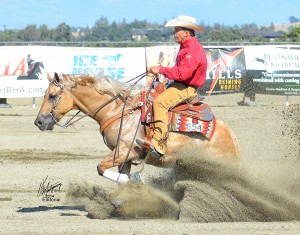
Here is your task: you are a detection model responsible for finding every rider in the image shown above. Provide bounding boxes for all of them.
[136,15,208,158]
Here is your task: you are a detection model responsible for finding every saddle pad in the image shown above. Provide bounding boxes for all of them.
[169,112,216,140]
[140,91,216,140]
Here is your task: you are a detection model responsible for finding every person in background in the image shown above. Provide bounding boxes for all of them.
[136,15,208,158]
[238,77,258,106]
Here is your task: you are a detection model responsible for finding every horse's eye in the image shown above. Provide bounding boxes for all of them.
[49,93,56,100]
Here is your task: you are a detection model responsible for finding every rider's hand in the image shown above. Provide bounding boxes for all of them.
[148,66,160,75]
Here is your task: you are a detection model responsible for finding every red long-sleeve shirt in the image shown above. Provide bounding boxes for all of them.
[159,37,207,88]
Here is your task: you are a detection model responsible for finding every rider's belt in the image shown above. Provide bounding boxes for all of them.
[174,81,198,90]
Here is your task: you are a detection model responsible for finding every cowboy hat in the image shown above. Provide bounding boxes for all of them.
[165,15,204,33]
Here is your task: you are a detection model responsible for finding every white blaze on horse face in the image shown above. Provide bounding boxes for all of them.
[103,170,129,183]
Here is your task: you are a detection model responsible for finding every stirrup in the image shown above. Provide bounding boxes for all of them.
[129,172,144,183]
[136,138,152,153]
[149,146,162,158]
[136,138,152,148]
[136,138,162,158]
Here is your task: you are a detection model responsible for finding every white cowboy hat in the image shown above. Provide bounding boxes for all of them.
[165,15,204,33]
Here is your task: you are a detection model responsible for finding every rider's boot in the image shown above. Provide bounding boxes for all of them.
[136,138,162,158]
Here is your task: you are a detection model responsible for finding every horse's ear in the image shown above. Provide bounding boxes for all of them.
[54,72,60,82]
[47,73,52,82]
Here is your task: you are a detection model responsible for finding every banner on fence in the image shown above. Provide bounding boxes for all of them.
[146,46,246,95]
[0,46,146,98]
[1,45,300,98]
[244,46,300,95]
[0,46,48,98]
[204,47,246,95]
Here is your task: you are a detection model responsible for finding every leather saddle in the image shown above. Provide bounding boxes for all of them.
[140,81,216,141]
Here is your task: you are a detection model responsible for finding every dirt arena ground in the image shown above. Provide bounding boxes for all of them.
[0,93,299,235]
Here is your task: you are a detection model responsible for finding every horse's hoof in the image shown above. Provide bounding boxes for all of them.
[129,172,144,183]
[132,159,142,166]
[111,199,124,208]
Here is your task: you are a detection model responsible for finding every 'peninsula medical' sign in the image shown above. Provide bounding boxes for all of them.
[244,46,300,95]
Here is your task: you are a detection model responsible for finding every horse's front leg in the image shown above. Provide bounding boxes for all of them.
[97,141,137,183]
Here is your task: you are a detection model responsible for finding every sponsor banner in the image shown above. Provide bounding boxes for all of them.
[0,75,49,98]
[244,46,300,95]
[64,47,146,82]
[0,46,48,98]
[0,46,146,98]
[204,48,245,95]
[146,46,246,95]
[1,45,299,98]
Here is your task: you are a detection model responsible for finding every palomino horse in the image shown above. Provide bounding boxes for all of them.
[34,73,240,183]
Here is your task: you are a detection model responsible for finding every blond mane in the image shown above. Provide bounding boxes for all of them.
[60,74,145,97]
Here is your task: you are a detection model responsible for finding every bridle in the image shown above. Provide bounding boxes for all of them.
[49,79,66,126]
[49,72,147,129]
[49,78,121,128]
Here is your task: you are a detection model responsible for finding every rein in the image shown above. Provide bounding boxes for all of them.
[55,94,120,128]
[52,72,146,129]
[109,73,147,173]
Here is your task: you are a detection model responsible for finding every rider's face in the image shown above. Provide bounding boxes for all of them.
[173,27,188,44]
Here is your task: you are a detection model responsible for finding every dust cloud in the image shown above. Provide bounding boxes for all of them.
[66,180,179,219]
[65,150,299,222]
[173,149,300,222]
[65,104,299,222]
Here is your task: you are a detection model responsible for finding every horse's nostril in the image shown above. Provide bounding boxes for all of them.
[34,119,42,127]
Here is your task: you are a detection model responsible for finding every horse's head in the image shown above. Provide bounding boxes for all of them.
[34,72,74,131]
